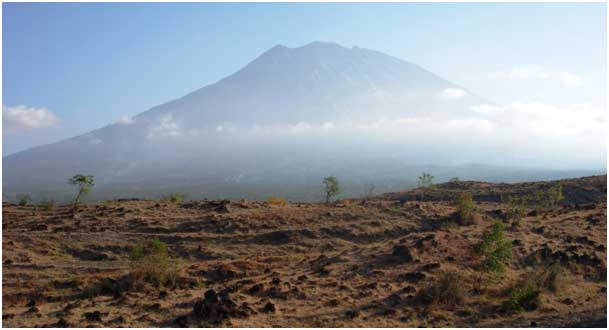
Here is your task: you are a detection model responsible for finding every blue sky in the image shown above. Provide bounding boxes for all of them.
[2,2,606,155]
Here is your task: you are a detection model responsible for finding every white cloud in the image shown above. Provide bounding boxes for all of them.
[147,114,180,139]
[439,88,466,100]
[3,105,58,130]
[117,115,135,125]
[288,121,312,133]
[559,72,583,88]
[470,104,505,115]
[489,66,583,88]
[321,121,335,130]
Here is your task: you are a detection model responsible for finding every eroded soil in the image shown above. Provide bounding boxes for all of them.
[2,176,607,327]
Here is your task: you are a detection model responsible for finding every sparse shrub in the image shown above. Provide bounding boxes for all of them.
[16,194,32,206]
[417,172,434,188]
[68,174,95,206]
[503,279,541,312]
[546,183,564,209]
[38,199,56,211]
[449,177,460,182]
[129,238,178,289]
[266,196,288,206]
[503,194,530,229]
[473,221,512,273]
[161,193,186,203]
[504,183,564,217]
[417,172,434,200]
[363,183,376,200]
[455,192,476,225]
[532,263,569,294]
[529,185,563,212]
[418,271,465,306]
[80,275,133,299]
[323,176,340,204]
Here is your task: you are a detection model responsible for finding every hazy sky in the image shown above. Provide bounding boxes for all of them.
[2,2,606,155]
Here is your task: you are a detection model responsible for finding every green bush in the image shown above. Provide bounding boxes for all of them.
[473,221,512,273]
[129,238,177,289]
[16,194,32,206]
[503,194,528,226]
[455,192,476,225]
[161,193,186,203]
[503,280,541,312]
[503,183,564,216]
[546,184,564,209]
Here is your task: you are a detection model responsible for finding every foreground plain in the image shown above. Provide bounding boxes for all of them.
[2,176,607,327]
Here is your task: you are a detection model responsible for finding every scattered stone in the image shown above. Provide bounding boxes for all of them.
[392,245,413,262]
[193,289,248,324]
[247,283,264,295]
[562,298,574,305]
[207,264,239,282]
[52,318,71,327]
[174,315,189,327]
[26,306,39,314]
[385,293,402,307]
[345,309,359,319]
[421,263,441,272]
[397,272,426,283]
[400,286,416,294]
[262,302,276,313]
[83,311,102,322]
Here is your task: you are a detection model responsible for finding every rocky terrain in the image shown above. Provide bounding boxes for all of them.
[2,175,606,327]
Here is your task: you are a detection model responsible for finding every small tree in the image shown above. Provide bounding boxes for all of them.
[546,183,564,209]
[363,183,376,200]
[417,172,434,188]
[323,176,340,204]
[16,194,32,206]
[473,221,512,274]
[455,192,475,225]
[503,194,529,228]
[68,174,95,206]
[417,172,434,200]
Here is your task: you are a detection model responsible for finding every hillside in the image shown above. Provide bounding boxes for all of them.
[3,41,512,202]
[2,175,606,327]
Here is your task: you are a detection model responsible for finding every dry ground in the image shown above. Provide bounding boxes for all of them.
[2,175,607,327]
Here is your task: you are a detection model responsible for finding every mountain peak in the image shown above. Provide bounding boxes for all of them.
[298,41,345,49]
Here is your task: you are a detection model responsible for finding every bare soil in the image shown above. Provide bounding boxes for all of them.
[2,175,606,327]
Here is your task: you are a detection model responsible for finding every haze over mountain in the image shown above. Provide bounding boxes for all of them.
[2,42,604,201]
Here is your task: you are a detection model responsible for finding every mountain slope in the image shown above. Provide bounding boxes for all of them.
[4,41,588,201]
